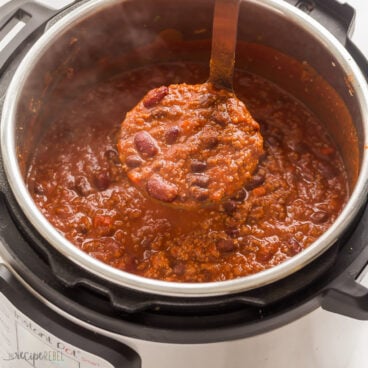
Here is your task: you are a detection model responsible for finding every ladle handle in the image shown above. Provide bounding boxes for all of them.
[209,0,241,90]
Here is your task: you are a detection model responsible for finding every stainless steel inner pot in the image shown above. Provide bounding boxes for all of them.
[1,0,368,297]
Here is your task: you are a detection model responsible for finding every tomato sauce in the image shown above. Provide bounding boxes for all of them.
[26,62,348,282]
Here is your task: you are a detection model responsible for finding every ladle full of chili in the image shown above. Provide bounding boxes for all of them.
[117,0,264,209]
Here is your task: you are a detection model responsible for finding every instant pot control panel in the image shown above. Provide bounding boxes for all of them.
[0,264,141,367]
[0,1,367,361]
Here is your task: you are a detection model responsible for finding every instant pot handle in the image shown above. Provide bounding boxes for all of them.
[287,0,368,78]
[321,204,368,320]
[0,0,83,75]
[346,39,368,82]
[285,0,355,45]
[322,277,368,320]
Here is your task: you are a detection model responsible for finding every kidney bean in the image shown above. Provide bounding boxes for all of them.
[191,159,207,173]
[311,210,329,224]
[212,109,231,127]
[33,182,45,195]
[94,171,110,191]
[146,175,178,202]
[76,216,91,234]
[134,131,159,158]
[225,226,240,238]
[173,262,186,275]
[223,200,237,215]
[143,86,168,108]
[126,155,143,168]
[104,149,119,161]
[245,170,265,190]
[190,186,209,201]
[165,126,181,144]
[287,237,303,256]
[318,162,338,179]
[217,239,235,252]
[141,238,152,248]
[75,176,94,196]
[202,134,219,149]
[189,173,210,188]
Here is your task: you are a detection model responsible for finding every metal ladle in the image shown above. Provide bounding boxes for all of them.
[118,0,263,209]
[209,0,240,90]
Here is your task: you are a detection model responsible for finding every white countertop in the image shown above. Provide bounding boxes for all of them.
[346,0,368,55]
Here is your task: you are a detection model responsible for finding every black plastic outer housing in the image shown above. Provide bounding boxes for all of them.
[0,0,367,345]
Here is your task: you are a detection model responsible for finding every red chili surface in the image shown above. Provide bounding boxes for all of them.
[26,62,348,282]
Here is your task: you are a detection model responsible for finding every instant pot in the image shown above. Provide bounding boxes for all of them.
[0,0,368,367]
